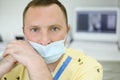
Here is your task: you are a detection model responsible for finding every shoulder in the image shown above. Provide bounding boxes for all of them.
[64,48,103,80]
[66,48,102,67]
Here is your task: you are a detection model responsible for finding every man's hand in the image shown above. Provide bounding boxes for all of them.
[2,40,53,80]
[0,55,16,78]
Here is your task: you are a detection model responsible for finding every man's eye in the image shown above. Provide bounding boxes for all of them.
[51,27,60,32]
[31,28,39,32]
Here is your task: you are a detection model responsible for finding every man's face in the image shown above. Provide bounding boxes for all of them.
[24,4,69,45]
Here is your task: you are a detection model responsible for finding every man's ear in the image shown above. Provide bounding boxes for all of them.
[64,24,71,46]
[22,26,27,40]
[67,24,70,33]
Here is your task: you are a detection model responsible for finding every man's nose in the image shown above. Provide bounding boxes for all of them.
[39,32,51,45]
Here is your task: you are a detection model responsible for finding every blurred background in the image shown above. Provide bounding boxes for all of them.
[0,0,120,80]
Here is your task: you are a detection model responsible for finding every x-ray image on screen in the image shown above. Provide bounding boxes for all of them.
[76,11,117,33]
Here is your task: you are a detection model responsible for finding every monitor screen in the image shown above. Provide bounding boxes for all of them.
[73,7,120,42]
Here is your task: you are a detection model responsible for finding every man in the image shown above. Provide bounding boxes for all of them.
[0,0,103,80]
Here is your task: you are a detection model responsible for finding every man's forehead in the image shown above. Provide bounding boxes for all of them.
[27,4,61,13]
[25,4,65,20]
[25,4,66,24]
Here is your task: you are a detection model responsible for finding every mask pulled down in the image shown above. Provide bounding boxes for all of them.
[29,40,65,64]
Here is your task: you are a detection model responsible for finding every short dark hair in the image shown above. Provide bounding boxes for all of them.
[23,0,68,26]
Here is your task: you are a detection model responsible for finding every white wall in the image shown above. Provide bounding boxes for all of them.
[0,0,31,41]
[0,0,119,41]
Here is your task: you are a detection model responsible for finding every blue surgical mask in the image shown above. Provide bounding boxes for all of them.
[29,40,65,64]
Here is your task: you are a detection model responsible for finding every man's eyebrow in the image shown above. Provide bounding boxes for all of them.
[29,25,40,28]
[27,24,63,29]
[49,24,62,27]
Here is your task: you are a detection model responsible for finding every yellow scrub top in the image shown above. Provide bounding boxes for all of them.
[1,48,103,80]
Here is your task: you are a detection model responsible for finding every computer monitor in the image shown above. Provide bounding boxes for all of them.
[73,7,120,42]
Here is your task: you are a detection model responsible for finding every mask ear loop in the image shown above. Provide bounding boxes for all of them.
[64,29,74,47]
[64,34,69,47]
[64,24,71,47]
